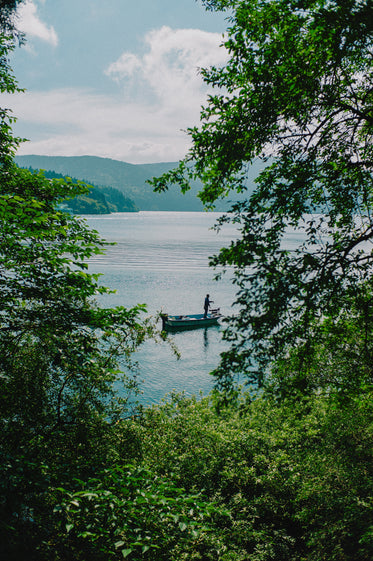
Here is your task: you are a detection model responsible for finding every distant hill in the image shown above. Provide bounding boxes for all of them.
[23,167,138,214]
[14,155,260,211]
[32,168,138,214]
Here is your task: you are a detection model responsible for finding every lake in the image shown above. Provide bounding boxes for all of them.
[85,211,239,406]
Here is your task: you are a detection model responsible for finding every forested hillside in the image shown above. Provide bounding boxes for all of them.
[15,154,258,211]
[22,167,139,214]
[14,155,205,210]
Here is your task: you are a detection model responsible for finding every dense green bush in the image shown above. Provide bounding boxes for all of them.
[47,465,226,561]
[136,390,373,560]
[1,2,373,560]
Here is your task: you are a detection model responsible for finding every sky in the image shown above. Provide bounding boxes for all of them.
[5,0,229,164]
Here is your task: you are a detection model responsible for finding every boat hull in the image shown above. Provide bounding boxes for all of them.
[161,313,221,332]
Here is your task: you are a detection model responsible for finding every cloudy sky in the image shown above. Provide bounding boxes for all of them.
[6,0,229,164]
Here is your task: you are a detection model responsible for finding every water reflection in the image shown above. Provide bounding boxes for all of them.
[203,328,209,351]
[85,212,237,405]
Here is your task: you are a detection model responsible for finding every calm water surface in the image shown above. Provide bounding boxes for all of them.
[85,211,307,406]
[85,212,238,406]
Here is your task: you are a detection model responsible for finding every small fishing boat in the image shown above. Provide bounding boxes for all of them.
[161,308,222,332]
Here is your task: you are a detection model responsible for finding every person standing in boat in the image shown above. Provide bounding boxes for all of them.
[204,294,213,318]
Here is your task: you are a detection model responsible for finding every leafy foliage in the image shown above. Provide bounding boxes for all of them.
[0,164,161,557]
[0,7,159,557]
[0,1,24,38]
[0,165,151,428]
[49,464,222,561]
[2,2,373,561]
[151,0,373,392]
[137,390,373,561]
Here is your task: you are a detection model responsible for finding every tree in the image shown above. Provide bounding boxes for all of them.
[151,0,373,394]
[0,167,153,434]
[0,0,24,39]
[0,3,159,555]
[0,0,25,171]
[0,4,154,436]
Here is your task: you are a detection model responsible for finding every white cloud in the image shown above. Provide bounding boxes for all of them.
[9,27,227,163]
[10,88,193,163]
[17,0,58,46]
[106,26,227,116]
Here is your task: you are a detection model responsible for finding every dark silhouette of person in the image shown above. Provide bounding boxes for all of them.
[204,294,213,318]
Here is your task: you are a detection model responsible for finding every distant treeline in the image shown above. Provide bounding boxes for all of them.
[22,166,139,214]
